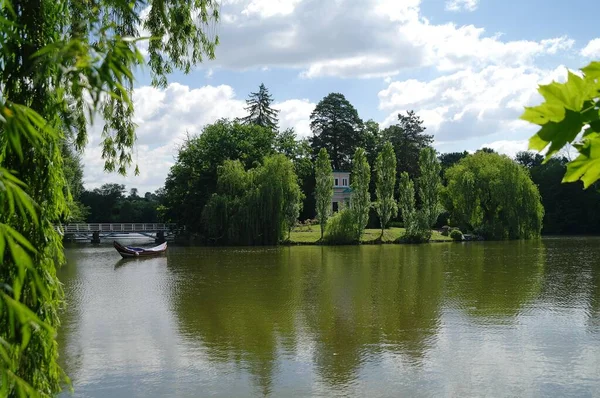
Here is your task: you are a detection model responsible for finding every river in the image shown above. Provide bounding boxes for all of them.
[57,238,600,397]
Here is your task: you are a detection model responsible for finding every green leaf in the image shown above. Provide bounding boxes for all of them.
[537,71,586,112]
[528,109,583,157]
[581,61,600,79]
[563,133,600,188]
[521,103,565,125]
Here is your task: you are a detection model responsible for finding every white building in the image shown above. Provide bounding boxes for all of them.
[332,171,352,212]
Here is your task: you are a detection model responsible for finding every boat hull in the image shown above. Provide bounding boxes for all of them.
[113,241,167,258]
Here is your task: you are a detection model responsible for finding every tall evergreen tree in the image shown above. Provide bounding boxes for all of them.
[374,142,398,236]
[242,83,279,130]
[315,148,334,239]
[310,93,364,170]
[381,110,433,179]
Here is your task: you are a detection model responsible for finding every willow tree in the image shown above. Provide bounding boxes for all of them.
[202,155,303,245]
[374,142,397,236]
[350,147,371,240]
[418,147,442,227]
[315,148,333,239]
[0,1,220,395]
[444,152,544,240]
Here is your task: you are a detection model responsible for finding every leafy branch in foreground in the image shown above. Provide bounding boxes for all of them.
[0,0,220,396]
[522,61,600,188]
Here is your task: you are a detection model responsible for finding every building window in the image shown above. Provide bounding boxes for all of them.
[334,178,339,186]
[332,202,339,212]
[342,178,348,186]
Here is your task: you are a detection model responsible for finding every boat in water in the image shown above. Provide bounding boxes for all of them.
[113,241,167,258]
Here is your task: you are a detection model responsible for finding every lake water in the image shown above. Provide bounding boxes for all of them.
[58,238,600,397]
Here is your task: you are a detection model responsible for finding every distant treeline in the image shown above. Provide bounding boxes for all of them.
[63,84,600,236]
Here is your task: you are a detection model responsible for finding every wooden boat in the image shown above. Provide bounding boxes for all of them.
[113,241,167,258]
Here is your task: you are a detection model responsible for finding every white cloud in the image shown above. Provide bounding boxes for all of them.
[275,99,316,138]
[242,0,304,18]
[209,0,573,79]
[581,38,600,58]
[480,140,528,157]
[83,84,313,192]
[378,65,568,144]
[445,0,478,12]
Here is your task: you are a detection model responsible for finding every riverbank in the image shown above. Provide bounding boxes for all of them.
[287,227,452,245]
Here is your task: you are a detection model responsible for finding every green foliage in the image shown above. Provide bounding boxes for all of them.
[315,148,334,239]
[162,120,276,231]
[381,111,433,179]
[521,61,600,188]
[350,148,371,240]
[374,142,398,234]
[201,155,303,245]
[80,185,162,222]
[310,93,364,170]
[398,172,431,243]
[241,83,279,130]
[323,208,358,244]
[0,0,219,395]
[418,147,442,227]
[444,152,544,240]
[274,129,315,220]
[450,229,464,241]
[516,151,600,234]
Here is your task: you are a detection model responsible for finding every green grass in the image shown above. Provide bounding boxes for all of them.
[287,227,451,244]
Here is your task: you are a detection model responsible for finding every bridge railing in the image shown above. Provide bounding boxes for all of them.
[56,223,176,233]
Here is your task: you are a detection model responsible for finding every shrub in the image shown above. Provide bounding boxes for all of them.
[450,229,464,241]
[324,209,358,244]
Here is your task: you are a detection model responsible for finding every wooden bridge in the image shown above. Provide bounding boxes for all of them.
[56,223,177,243]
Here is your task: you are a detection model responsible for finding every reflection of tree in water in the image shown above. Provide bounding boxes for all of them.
[300,245,444,390]
[444,241,545,319]
[541,238,600,330]
[171,245,447,394]
[171,248,302,397]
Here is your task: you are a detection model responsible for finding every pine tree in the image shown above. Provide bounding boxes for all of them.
[310,93,364,170]
[242,83,279,130]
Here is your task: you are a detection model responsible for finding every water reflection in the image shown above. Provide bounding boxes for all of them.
[58,239,600,397]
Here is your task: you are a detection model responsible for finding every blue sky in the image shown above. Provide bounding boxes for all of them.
[83,0,600,193]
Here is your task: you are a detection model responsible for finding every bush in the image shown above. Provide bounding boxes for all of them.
[388,221,404,228]
[324,209,357,244]
[450,229,464,241]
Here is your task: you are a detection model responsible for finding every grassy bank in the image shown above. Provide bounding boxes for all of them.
[288,227,451,244]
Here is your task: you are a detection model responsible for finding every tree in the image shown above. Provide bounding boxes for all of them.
[439,151,469,173]
[522,61,600,188]
[310,93,364,170]
[162,120,276,232]
[398,172,431,243]
[315,148,334,239]
[0,1,219,395]
[516,151,600,235]
[201,155,302,245]
[350,148,371,240]
[241,83,279,130]
[444,152,544,240]
[374,142,398,236]
[418,147,442,227]
[381,111,433,179]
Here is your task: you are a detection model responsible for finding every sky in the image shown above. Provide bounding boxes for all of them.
[82,0,600,194]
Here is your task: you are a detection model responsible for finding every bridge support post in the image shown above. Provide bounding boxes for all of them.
[91,231,101,244]
[155,230,165,243]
